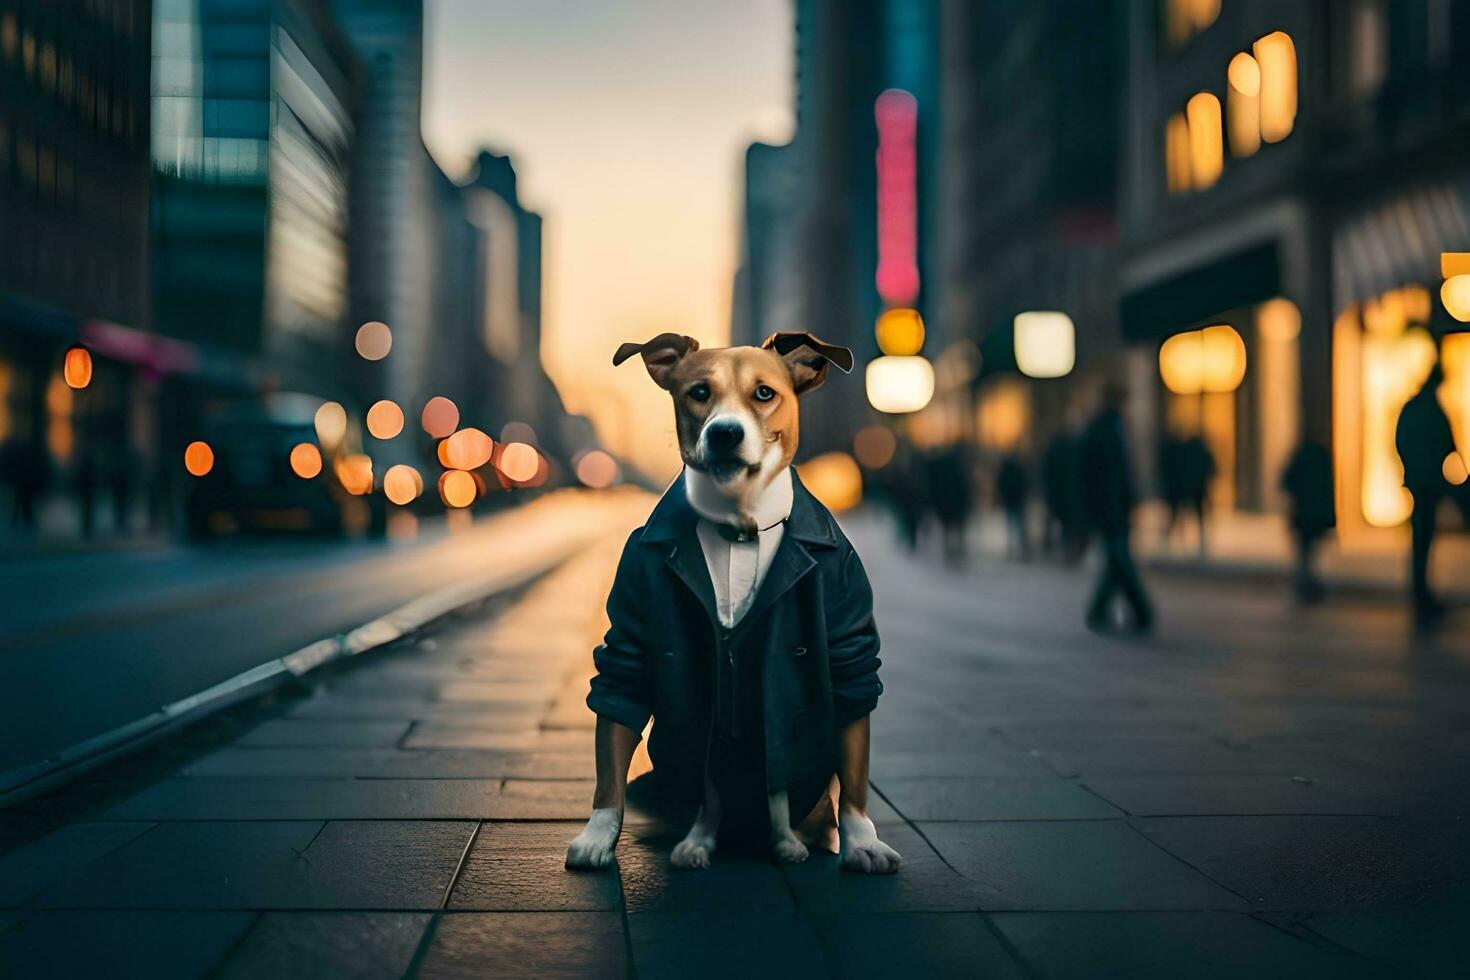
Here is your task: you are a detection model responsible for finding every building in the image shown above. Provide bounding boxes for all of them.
[0,0,154,534]
[1120,0,1470,537]
[730,140,800,349]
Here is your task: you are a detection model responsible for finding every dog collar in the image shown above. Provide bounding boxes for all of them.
[712,517,786,544]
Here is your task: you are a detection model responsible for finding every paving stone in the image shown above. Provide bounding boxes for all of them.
[217,912,431,980]
[0,910,254,978]
[182,746,593,780]
[0,822,152,906]
[449,823,622,911]
[1028,737,1332,778]
[1301,888,1470,976]
[616,831,796,913]
[1138,816,1470,912]
[813,912,1027,979]
[920,821,1247,911]
[401,719,554,748]
[990,911,1376,979]
[781,822,993,912]
[870,746,1057,779]
[875,777,1122,821]
[1081,773,1395,817]
[32,820,474,909]
[628,910,825,980]
[237,719,412,748]
[493,780,596,819]
[104,777,501,820]
[415,911,626,979]
[286,696,517,722]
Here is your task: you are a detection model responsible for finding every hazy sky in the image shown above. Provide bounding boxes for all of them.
[422,0,794,477]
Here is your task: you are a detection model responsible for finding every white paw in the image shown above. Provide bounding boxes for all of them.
[565,808,621,870]
[841,838,902,874]
[772,834,810,864]
[670,836,714,869]
[839,809,902,875]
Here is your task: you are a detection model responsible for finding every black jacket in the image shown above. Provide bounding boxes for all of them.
[587,471,883,816]
[1080,407,1138,532]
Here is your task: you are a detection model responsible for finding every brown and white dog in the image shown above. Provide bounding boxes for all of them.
[565,331,901,874]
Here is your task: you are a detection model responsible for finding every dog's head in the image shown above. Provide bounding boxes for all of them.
[614,331,853,498]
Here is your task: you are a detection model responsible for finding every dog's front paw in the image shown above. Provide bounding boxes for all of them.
[670,837,714,869]
[772,834,809,864]
[839,809,902,875]
[566,808,621,870]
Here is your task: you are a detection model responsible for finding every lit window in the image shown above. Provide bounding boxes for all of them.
[1165,112,1192,192]
[1255,32,1297,143]
[1186,92,1223,189]
[1226,53,1261,157]
[1163,0,1220,48]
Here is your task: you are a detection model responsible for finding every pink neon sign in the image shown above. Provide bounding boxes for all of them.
[875,88,919,306]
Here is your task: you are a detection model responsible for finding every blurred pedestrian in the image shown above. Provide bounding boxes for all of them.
[874,437,925,553]
[925,444,972,565]
[1041,430,1085,562]
[1280,438,1334,604]
[1158,433,1185,542]
[996,453,1031,560]
[1395,363,1457,625]
[1081,383,1153,632]
[1179,435,1216,554]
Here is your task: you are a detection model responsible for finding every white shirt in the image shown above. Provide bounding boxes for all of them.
[687,467,794,629]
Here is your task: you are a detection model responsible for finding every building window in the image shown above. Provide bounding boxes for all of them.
[1165,111,1192,192]
[1186,92,1223,189]
[1254,32,1298,143]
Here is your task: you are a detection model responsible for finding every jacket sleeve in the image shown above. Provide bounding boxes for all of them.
[827,545,883,726]
[586,530,655,734]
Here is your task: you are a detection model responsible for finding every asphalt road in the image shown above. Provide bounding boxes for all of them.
[0,491,644,776]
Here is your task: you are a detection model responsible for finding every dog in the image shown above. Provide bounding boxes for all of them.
[567,331,901,874]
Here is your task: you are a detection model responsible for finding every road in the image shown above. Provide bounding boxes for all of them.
[0,490,648,779]
[1,505,1468,976]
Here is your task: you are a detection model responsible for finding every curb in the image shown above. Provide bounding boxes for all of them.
[0,551,570,809]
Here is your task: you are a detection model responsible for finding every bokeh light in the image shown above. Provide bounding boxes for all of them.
[797,451,863,512]
[1443,452,1468,486]
[335,454,374,495]
[421,396,460,438]
[383,463,423,505]
[866,355,935,414]
[853,424,897,470]
[314,402,348,451]
[366,399,405,440]
[1159,325,1247,395]
[875,308,925,357]
[575,449,619,488]
[63,345,93,389]
[184,441,214,477]
[1440,275,1470,322]
[499,442,539,482]
[355,321,392,360]
[290,443,323,479]
[442,427,494,470]
[1013,311,1075,379]
[440,469,476,508]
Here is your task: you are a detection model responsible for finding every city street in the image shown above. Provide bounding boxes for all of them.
[1,503,1466,978]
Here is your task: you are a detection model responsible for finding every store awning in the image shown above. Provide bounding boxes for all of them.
[1120,240,1281,343]
[1332,179,1470,312]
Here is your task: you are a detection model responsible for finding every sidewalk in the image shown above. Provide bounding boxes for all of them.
[2,499,1465,977]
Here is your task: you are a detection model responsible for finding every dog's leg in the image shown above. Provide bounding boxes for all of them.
[670,770,722,869]
[566,717,640,869]
[836,715,902,874]
[768,790,809,864]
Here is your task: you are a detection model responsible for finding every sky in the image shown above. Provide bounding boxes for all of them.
[422,0,794,478]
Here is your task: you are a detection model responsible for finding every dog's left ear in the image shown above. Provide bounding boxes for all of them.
[762,331,855,396]
[612,332,700,390]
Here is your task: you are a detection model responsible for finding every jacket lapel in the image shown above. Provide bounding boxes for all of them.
[666,525,720,628]
[640,472,720,627]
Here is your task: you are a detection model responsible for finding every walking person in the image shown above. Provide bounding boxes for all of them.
[1081,383,1154,632]
[1395,363,1457,625]
[996,453,1031,560]
[1179,435,1216,555]
[1280,438,1335,604]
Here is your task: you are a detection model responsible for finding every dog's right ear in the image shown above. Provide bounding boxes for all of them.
[612,333,700,390]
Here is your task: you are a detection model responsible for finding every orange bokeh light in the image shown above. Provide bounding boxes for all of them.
[335,454,374,495]
[442,427,494,470]
[499,442,539,482]
[575,450,619,488]
[383,464,423,505]
[63,345,93,389]
[289,442,323,479]
[853,424,897,469]
[440,469,477,508]
[366,399,405,440]
[184,441,214,477]
[421,396,459,438]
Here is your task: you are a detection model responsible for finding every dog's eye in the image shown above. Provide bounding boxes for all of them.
[687,382,710,402]
[753,384,775,402]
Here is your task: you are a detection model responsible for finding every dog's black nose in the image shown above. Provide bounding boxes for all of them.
[704,420,744,453]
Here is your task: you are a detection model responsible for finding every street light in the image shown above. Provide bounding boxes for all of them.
[866,355,935,414]
[1013,311,1075,379]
